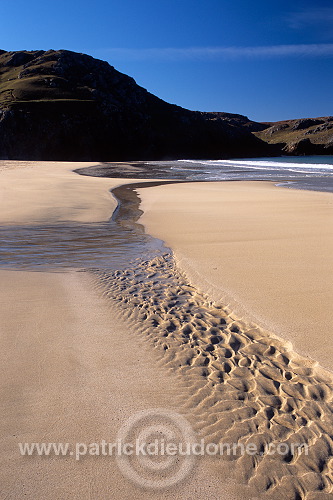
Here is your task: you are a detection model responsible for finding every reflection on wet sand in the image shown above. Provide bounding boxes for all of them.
[0,183,171,270]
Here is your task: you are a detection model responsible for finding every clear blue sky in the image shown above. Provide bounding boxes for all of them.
[1,0,333,121]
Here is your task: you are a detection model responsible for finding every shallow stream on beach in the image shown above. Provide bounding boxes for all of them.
[1,159,333,498]
[0,155,332,270]
[0,182,170,270]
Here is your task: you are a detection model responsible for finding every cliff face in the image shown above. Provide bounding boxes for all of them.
[0,49,274,160]
[255,117,333,156]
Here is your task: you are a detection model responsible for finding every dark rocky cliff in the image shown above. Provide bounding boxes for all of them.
[0,49,275,160]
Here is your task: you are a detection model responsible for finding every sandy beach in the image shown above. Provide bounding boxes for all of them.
[1,161,333,499]
[0,162,244,499]
[2,267,248,499]
[139,180,333,371]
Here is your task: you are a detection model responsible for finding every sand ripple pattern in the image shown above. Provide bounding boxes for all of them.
[90,254,333,499]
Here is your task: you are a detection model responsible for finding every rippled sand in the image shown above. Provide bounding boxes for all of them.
[139,181,333,371]
[93,253,333,499]
[1,161,333,499]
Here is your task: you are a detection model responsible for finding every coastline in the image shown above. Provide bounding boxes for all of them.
[139,180,333,371]
[1,160,333,498]
[0,161,243,499]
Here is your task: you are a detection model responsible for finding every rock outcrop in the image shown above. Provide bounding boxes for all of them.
[0,49,274,160]
[255,117,333,156]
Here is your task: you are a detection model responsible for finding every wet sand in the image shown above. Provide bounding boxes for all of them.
[1,268,244,499]
[1,161,333,499]
[0,161,243,499]
[95,246,333,500]
[139,180,333,371]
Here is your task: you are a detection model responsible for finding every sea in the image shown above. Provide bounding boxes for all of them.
[0,156,332,270]
[143,155,333,192]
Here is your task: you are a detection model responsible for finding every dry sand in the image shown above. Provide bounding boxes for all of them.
[0,268,243,500]
[2,161,333,499]
[0,160,119,224]
[96,245,333,500]
[139,181,333,371]
[0,162,243,500]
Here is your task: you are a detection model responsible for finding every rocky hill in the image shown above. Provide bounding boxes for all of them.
[254,117,333,155]
[0,49,275,161]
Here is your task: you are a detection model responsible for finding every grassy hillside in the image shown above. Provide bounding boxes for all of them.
[0,49,273,160]
[254,117,333,154]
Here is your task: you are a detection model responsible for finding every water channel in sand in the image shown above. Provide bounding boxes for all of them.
[0,181,176,270]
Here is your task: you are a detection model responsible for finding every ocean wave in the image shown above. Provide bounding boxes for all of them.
[179,158,333,174]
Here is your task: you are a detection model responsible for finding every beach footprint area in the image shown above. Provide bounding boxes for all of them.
[0,160,333,500]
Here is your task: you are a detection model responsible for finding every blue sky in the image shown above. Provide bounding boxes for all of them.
[1,0,332,121]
